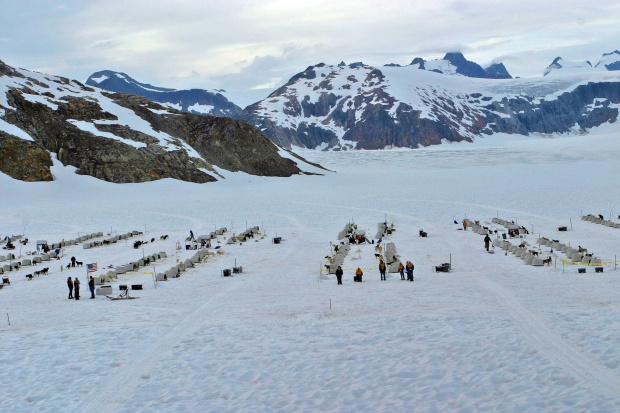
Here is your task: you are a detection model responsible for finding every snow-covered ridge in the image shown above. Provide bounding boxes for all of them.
[544,50,620,76]
[85,70,242,118]
[0,60,321,183]
[238,60,620,150]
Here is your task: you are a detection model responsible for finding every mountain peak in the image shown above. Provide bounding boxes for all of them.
[86,70,241,117]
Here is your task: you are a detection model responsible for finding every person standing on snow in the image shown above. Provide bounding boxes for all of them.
[88,276,96,299]
[406,261,414,282]
[462,220,467,231]
[335,266,343,285]
[484,234,491,252]
[379,260,387,281]
[74,277,80,300]
[398,262,405,280]
[67,277,73,299]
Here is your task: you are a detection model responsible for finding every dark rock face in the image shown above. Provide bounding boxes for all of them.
[86,70,242,117]
[443,52,489,78]
[409,57,426,69]
[484,82,620,134]
[409,53,511,79]
[602,50,620,71]
[0,131,53,181]
[1,61,316,183]
[484,63,512,79]
[110,94,302,177]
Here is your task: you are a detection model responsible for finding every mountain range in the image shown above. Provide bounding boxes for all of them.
[87,51,620,150]
[86,70,242,117]
[2,49,620,183]
[237,53,620,149]
[544,50,620,76]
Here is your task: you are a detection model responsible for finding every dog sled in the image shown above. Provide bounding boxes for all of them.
[107,289,139,300]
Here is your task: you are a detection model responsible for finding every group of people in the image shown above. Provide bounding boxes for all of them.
[334,260,415,284]
[398,261,415,281]
[66,276,96,300]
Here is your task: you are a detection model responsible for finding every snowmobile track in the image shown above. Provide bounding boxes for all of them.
[475,272,620,398]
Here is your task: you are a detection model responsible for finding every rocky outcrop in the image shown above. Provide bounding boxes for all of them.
[0,60,319,183]
[108,94,302,177]
[0,131,53,181]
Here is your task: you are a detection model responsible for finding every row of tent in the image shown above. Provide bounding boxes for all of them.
[83,230,143,249]
[537,237,602,265]
[0,251,61,273]
[200,228,228,242]
[327,244,351,274]
[582,214,620,229]
[38,232,105,250]
[491,238,551,266]
[226,226,261,244]
[93,251,168,284]
[156,249,213,281]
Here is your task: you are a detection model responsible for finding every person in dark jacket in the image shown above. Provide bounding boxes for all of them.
[484,234,491,252]
[74,277,80,300]
[88,276,96,299]
[406,261,414,282]
[335,266,343,285]
[71,256,76,267]
[67,277,73,299]
[379,260,386,281]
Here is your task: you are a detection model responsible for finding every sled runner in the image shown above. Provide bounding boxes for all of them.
[107,289,139,300]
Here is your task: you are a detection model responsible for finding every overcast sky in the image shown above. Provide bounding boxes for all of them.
[1,0,619,107]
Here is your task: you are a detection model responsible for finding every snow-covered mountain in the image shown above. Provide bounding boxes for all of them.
[86,70,242,117]
[237,58,620,150]
[408,52,512,79]
[0,60,322,183]
[544,51,620,76]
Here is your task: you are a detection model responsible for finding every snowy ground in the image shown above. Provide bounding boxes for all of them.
[1,128,620,412]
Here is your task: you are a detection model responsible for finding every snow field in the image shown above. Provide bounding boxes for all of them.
[1,129,620,412]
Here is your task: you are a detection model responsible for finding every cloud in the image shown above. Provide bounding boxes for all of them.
[1,0,619,103]
[91,39,121,50]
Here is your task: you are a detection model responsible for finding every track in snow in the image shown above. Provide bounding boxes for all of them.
[474,272,620,399]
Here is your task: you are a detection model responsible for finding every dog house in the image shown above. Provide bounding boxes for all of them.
[571,252,583,262]
[524,255,535,265]
[184,259,193,268]
[531,258,544,266]
[388,261,401,273]
[96,285,112,296]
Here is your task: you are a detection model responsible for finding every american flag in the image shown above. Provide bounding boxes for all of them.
[87,263,98,273]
